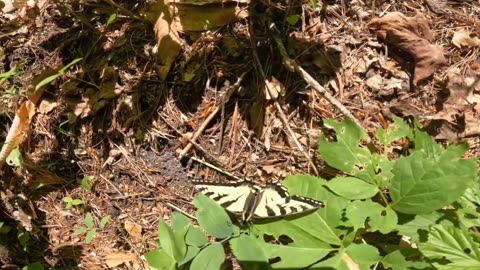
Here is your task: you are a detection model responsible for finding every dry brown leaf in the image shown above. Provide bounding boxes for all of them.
[171,4,248,32]
[264,76,284,100]
[368,12,446,86]
[38,100,58,114]
[105,252,137,268]
[430,68,480,139]
[452,29,480,48]
[0,101,36,169]
[146,0,248,79]
[124,220,142,242]
[366,74,404,96]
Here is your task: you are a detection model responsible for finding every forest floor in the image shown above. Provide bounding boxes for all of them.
[0,0,479,269]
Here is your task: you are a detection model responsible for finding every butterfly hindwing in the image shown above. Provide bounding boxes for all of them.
[253,182,324,219]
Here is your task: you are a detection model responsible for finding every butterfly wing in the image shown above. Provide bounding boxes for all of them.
[253,182,325,219]
[192,180,257,216]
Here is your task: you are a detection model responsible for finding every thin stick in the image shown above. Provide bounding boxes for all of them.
[164,202,197,220]
[177,71,248,159]
[250,43,320,175]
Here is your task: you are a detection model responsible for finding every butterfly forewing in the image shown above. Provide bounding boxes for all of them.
[193,180,256,215]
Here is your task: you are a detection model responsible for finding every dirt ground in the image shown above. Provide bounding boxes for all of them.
[1,0,480,269]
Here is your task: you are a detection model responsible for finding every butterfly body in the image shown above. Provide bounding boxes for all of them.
[193,180,324,222]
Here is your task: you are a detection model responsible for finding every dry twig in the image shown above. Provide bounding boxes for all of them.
[177,71,248,159]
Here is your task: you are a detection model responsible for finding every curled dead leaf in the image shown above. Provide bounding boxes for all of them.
[368,12,446,86]
[0,101,36,169]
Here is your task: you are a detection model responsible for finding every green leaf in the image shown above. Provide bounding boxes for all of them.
[186,226,208,247]
[85,229,96,243]
[178,245,200,266]
[21,262,44,270]
[286,15,300,26]
[194,195,234,239]
[411,121,443,158]
[35,58,82,91]
[381,250,430,270]
[81,175,93,192]
[319,119,385,185]
[99,215,111,229]
[391,149,476,214]
[0,60,26,85]
[396,210,456,243]
[84,212,94,228]
[311,243,381,269]
[260,242,332,269]
[230,235,269,269]
[144,249,176,270]
[63,197,73,203]
[376,117,413,146]
[171,212,190,232]
[190,243,225,270]
[73,227,89,235]
[106,13,117,26]
[6,147,23,167]
[72,199,84,206]
[157,217,186,261]
[420,225,480,268]
[326,177,378,199]
[345,200,397,233]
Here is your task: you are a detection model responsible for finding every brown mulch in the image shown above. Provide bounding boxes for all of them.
[1,0,479,269]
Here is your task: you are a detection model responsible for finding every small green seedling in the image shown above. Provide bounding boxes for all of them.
[63,197,84,209]
[0,60,26,85]
[81,175,93,192]
[74,212,111,243]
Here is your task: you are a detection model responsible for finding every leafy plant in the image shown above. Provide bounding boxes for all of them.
[63,196,84,209]
[0,60,26,85]
[35,58,82,91]
[74,212,111,244]
[146,118,479,269]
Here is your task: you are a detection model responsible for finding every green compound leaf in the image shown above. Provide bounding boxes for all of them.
[326,177,378,199]
[390,149,476,214]
[186,226,208,247]
[194,195,235,239]
[157,217,186,261]
[190,243,225,270]
[319,119,390,186]
[171,212,190,232]
[376,117,413,146]
[345,200,397,234]
[420,224,480,269]
[230,235,269,269]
